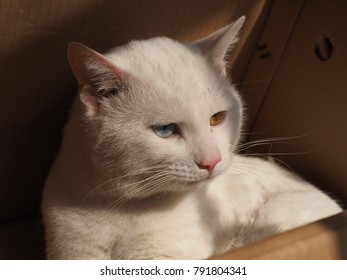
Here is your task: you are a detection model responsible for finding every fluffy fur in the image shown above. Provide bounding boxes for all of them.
[42,17,341,259]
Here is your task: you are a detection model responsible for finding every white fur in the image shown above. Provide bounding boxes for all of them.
[42,18,342,259]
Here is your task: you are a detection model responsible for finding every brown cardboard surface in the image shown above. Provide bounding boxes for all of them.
[228,0,271,83]
[0,217,44,260]
[239,0,305,132]
[211,210,347,260]
[243,0,347,203]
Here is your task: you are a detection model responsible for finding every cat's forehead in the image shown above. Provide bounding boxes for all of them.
[108,38,232,104]
[107,37,208,81]
[105,37,236,125]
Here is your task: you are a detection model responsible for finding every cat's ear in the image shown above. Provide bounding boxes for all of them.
[193,16,245,74]
[67,42,127,117]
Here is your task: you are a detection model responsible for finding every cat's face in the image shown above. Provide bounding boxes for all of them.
[68,17,245,198]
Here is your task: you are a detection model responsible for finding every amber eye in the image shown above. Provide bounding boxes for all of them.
[210,111,226,126]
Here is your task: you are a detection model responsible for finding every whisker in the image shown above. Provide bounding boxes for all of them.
[234,78,276,87]
[237,135,310,152]
[241,150,317,157]
[82,164,167,201]
[98,169,170,196]
[269,157,294,172]
[106,171,173,209]
[235,134,318,167]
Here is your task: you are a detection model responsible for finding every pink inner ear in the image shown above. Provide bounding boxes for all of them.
[67,42,124,87]
[68,42,97,86]
[67,42,127,117]
[193,16,245,73]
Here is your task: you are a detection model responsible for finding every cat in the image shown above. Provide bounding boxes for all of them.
[42,16,342,259]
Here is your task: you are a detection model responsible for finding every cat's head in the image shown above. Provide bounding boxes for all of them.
[67,17,245,199]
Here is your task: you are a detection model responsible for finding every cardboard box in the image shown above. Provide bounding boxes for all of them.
[0,0,346,259]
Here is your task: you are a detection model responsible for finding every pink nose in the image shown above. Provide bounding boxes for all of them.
[197,155,222,173]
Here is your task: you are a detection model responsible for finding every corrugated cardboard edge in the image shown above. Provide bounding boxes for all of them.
[210,210,347,260]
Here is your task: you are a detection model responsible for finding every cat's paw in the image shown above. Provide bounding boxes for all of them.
[252,189,341,237]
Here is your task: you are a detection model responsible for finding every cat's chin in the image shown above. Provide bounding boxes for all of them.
[185,180,211,189]
[181,171,222,190]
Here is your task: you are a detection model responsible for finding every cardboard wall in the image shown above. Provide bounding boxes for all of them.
[240,0,347,205]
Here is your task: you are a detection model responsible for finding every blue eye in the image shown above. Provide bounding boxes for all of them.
[152,123,177,138]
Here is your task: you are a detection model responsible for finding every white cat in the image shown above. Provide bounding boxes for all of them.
[42,17,341,259]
